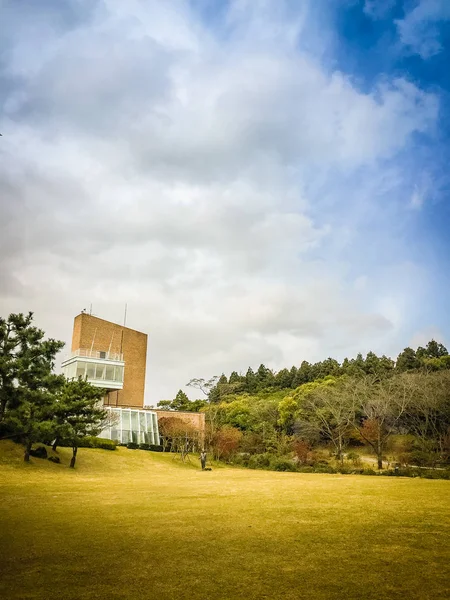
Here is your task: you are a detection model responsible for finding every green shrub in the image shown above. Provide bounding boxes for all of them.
[149,444,163,452]
[314,464,337,474]
[408,450,436,468]
[77,437,117,450]
[346,451,362,466]
[338,465,352,474]
[362,468,377,476]
[126,442,139,450]
[233,453,250,467]
[248,453,272,470]
[297,466,314,473]
[269,457,298,472]
[139,443,150,451]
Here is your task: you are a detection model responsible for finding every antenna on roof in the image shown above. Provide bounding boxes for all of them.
[123,303,127,328]
[90,328,97,355]
[108,329,115,356]
[89,303,92,316]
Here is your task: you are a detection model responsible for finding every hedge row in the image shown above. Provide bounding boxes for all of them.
[122,442,164,452]
[74,437,117,450]
[233,453,450,479]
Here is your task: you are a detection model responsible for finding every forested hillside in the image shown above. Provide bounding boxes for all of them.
[160,340,450,472]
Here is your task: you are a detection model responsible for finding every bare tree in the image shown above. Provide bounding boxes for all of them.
[186,376,219,397]
[295,378,356,464]
[349,376,410,469]
[401,371,450,459]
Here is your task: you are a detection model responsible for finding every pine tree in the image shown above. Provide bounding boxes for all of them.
[0,312,64,423]
[396,347,420,372]
[172,389,191,411]
[245,367,257,393]
[54,378,107,468]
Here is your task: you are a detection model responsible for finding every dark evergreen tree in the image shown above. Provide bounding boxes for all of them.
[289,366,298,388]
[293,361,312,387]
[172,389,191,411]
[0,312,64,423]
[425,339,448,359]
[274,368,292,389]
[53,378,107,468]
[245,367,257,393]
[396,347,421,372]
[229,371,241,384]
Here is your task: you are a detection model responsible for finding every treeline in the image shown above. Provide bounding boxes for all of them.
[208,339,449,401]
[0,312,111,466]
[162,339,450,474]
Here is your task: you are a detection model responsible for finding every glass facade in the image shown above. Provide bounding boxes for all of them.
[99,407,160,445]
[69,360,124,384]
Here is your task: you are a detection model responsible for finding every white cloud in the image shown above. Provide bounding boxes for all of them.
[0,0,441,402]
[395,0,450,59]
[364,0,396,20]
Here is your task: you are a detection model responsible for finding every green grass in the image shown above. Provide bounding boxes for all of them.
[0,440,449,600]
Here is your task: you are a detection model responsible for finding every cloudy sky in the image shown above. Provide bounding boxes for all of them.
[1,0,449,403]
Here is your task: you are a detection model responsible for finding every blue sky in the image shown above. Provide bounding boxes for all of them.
[0,0,449,402]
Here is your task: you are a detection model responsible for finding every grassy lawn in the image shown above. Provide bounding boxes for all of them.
[0,440,449,600]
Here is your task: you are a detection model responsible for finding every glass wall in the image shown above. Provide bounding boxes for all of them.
[99,407,160,445]
[63,359,124,384]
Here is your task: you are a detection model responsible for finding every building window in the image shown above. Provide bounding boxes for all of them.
[95,364,105,380]
[76,362,87,378]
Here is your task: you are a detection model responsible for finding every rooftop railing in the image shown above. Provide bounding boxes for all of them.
[72,348,124,362]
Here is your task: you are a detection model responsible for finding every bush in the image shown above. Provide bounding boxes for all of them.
[126,442,139,450]
[362,468,377,476]
[248,453,272,470]
[297,466,314,473]
[233,453,251,467]
[48,456,60,464]
[338,465,352,474]
[314,464,337,474]
[149,444,163,452]
[407,450,436,468]
[77,437,117,450]
[346,451,362,466]
[269,457,298,472]
[138,443,163,452]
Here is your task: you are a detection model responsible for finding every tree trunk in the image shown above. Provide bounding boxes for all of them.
[0,400,6,423]
[24,439,32,462]
[377,438,383,469]
[70,445,78,468]
[52,438,59,452]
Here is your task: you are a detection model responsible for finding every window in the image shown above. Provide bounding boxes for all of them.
[121,411,130,430]
[146,412,154,433]
[76,361,86,379]
[131,411,138,431]
[105,365,115,381]
[114,366,124,382]
[99,351,106,359]
[86,364,95,380]
[139,412,146,431]
[95,364,105,380]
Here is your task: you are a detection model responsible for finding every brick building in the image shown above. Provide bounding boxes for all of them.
[61,312,147,408]
[61,312,205,446]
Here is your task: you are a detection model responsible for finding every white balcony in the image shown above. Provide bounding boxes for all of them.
[61,349,125,390]
[71,348,123,361]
